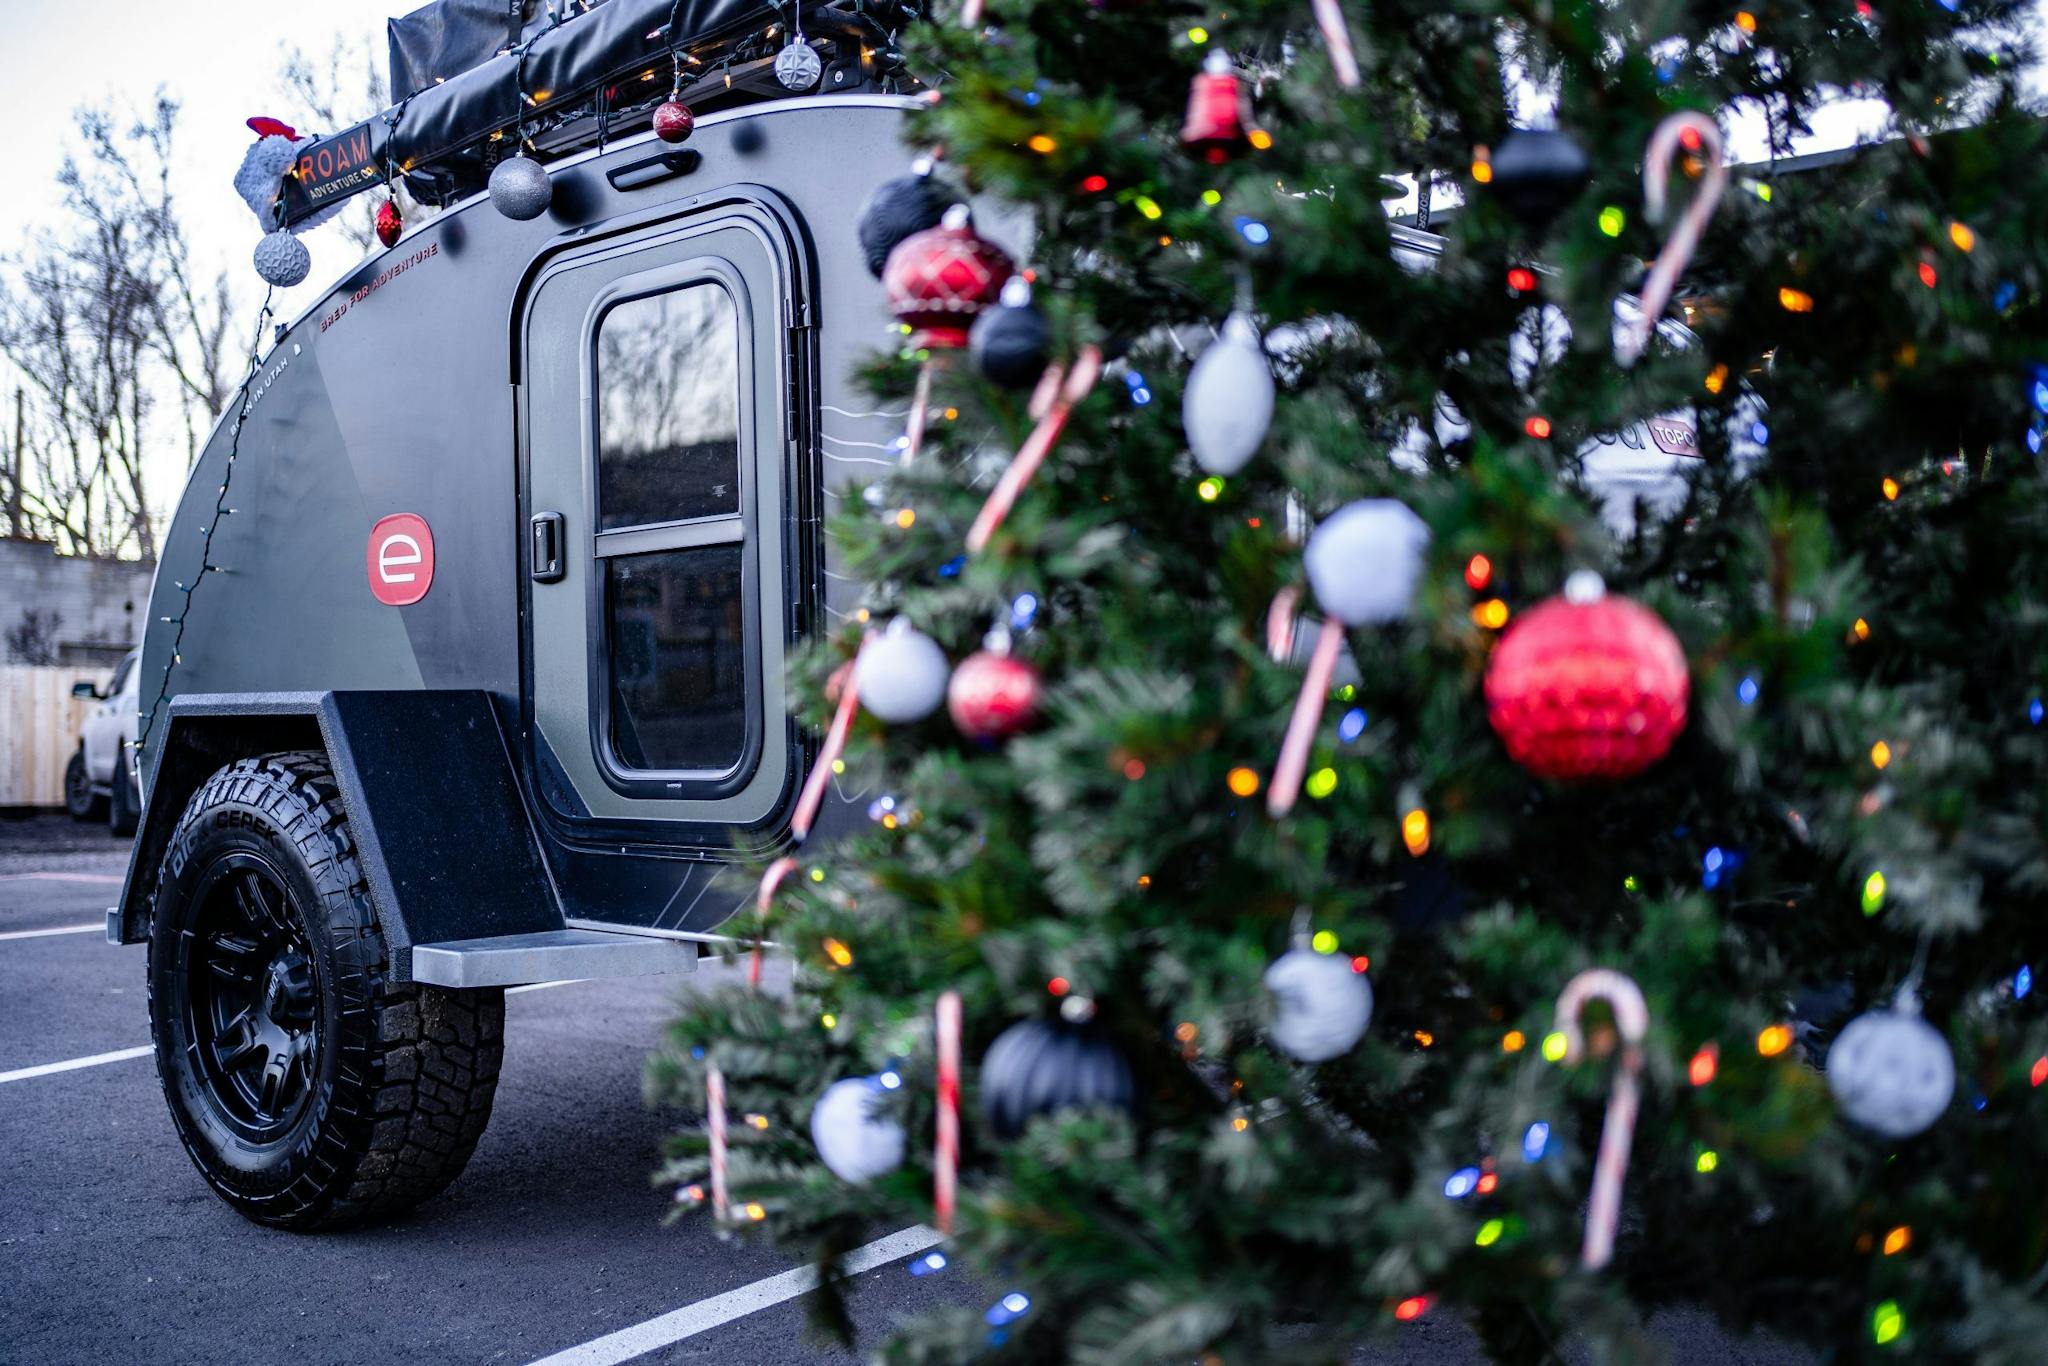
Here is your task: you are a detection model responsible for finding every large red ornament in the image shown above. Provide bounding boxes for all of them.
[947,650,1041,741]
[882,204,1014,350]
[375,199,403,249]
[653,100,694,144]
[1484,579,1689,780]
[1181,49,1249,164]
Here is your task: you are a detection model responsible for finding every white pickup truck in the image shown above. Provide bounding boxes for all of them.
[65,647,141,836]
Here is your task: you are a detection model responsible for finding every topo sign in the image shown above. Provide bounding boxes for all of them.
[367,513,435,606]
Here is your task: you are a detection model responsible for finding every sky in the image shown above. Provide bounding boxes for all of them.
[1,1,2042,544]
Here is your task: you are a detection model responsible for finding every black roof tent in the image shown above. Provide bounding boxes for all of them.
[277,0,912,229]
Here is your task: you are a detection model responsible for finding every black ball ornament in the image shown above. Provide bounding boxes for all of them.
[980,1014,1137,1140]
[1485,128,1590,229]
[969,278,1051,389]
[856,161,958,279]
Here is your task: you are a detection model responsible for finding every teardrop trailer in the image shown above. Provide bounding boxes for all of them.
[111,0,1732,1231]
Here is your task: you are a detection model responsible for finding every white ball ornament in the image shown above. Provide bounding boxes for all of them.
[252,230,311,288]
[488,154,554,221]
[856,618,950,723]
[1303,499,1431,626]
[1265,947,1373,1062]
[810,1077,907,1184]
[1827,1002,1955,1139]
[1183,311,1275,476]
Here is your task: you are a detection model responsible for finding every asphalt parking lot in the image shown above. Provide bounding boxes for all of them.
[0,812,1802,1366]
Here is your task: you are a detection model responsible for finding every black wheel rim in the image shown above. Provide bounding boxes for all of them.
[182,854,322,1142]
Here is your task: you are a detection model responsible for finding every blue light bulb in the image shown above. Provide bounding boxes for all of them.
[1523,1121,1549,1162]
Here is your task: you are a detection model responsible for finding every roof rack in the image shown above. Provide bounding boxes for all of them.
[277,0,921,229]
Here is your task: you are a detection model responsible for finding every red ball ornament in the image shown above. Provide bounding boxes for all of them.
[653,100,694,144]
[947,650,1041,741]
[375,198,403,249]
[1484,573,1689,781]
[882,204,1014,351]
[1181,49,1249,164]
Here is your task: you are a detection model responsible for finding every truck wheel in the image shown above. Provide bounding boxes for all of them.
[65,748,106,821]
[146,752,504,1230]
[108,741,139,837]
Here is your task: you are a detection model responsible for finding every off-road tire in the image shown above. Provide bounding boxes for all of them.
[64,748,105,821]
[108,740,139,837]
[146,751,504,1230]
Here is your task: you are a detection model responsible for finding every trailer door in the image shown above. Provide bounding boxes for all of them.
[521,201,807,834]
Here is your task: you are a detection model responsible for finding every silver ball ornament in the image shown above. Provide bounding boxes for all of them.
[252,230,311,288]
[488,155,554,221]
[774,41,823,91]
[1183,311,1274,475]
[1303,499,1431,626]
[856,619,950,723]
[1264,947,1373,1062]
[1828,1007,1955,1139]
[810,1077,907,1184]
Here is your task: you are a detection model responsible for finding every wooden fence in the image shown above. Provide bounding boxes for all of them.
[0,664,108,808]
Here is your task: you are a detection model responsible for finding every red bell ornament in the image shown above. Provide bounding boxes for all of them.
[882,204,1015,350]
[374,198,403,249]
[1484,572,1689,781]
[947,648,1041,741]
[653,100,694,144]
[1181,49,1249,164]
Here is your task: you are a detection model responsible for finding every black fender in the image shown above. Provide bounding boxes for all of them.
[113,690,562,982]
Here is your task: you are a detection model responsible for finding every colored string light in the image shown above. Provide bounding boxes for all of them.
[1705,363,1729,394]
[1917,261,1937,288]
[1472,599,1510,629]
[1758,1024,1793,1056]
[1598,205,1625,236]
[1470,147,1493,184]
[1475,1218,1504,1247]
[1735,10,1758,31]
[820,1012,837,1029]
[1949,221,1975,252]
[1401,807,1431,856]
[2032,699,2046,725]
[1235,217,1271,244]
[1227,766,1260,797]
[2032,1056,2048,1087]
[1871,739,1893,769]
[1881,476,1900,501]
[823,937,854,967]
[1338,708,1369,742]
[1540,1031,1568,1062]
[1883,1226,1911,1256]
[1779,287,1814,312]
[1310,930,1339,954]
[1306,767,1339,799]
[1862,871,1887,916]
[1506,267,1537,292]
[1465,554,1493,589]
[909,1251,948,1276]
[1853,617,1871,641]
[1524,415,1552,439]
[1443,1167,1480,1198]
[2015,965,2033,999]
[1502,1030,1526,1053]
[1695,1149,1719,1173]
[1689,1044,1718,1086]
[1350,955,1370,973]
[1873,1300,1903,1346]
[1197,476,1225,502]
[1393,1295,1431,1322]
[1522,1121,1550,1161]
[1737,676,1760,705]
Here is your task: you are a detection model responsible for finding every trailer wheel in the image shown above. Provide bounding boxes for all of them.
[146,752,504,1230]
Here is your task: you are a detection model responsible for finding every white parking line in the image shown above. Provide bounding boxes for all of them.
[525,1224,943,1366]
[0,922,102,941]
[506,980,582,995]
[0,871,123,884]
[0,1045,153,1084]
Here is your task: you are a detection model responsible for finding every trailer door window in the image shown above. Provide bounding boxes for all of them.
[595,285,740,530]
[590,277,752,779]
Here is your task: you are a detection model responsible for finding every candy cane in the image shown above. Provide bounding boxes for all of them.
[1619,111,1727,367]
[901,362,935,465]
[750,855,799,989]
[960,0,985,26]
[1552,968,1651,1269]
[966,345,1103,554]
[706,1063,729,1222]
[935,990,963,1235]
[1266,585,1300,663]
[1309,0,1360,88]
[791,631,874,841]
[1267,616,1345,817]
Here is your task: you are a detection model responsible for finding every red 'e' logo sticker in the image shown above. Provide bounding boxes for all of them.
[367,513,434,606]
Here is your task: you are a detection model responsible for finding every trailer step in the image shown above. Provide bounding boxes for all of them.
[410,928,698,989]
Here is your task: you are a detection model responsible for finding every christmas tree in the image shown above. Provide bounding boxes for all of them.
[650,0,2048,1358]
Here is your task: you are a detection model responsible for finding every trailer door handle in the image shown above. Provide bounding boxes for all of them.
[530,511,565,583]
